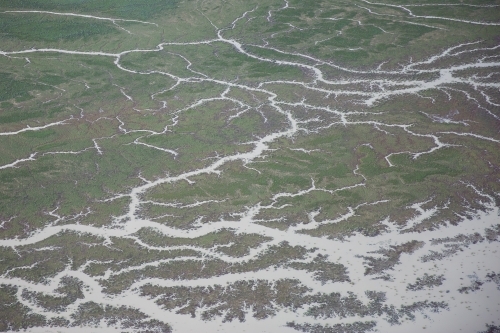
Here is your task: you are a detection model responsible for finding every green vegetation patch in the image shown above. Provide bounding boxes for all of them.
[0,0,180,20]
[0,285,47,331]
[0,72,49,103]
[0,14,116,42]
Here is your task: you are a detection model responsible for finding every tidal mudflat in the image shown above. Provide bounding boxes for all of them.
[0,0,499,332]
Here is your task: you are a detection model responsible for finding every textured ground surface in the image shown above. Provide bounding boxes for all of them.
[0,0,499,332]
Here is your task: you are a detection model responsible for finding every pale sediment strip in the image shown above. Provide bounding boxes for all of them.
[0,153,37,170]
[0,119,70,136]
[0,4,499,333]
[2,10,158,27]
[360,0,500,26]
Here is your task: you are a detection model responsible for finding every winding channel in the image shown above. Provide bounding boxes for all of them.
[0,2,499,332]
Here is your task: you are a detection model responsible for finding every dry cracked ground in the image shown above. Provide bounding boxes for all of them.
[0,0,499,332]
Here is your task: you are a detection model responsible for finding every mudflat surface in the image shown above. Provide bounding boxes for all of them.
[0,0,499,332]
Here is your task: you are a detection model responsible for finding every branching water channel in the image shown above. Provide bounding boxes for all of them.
[0,1,499,332]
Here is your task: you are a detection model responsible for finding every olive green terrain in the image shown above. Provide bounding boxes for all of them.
[0,0,499,332]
